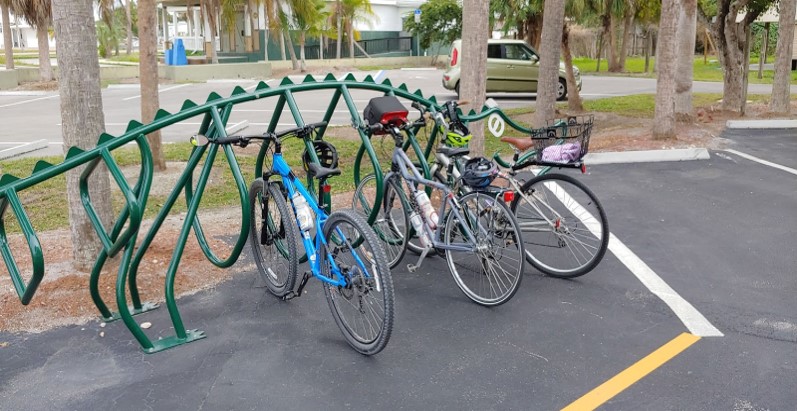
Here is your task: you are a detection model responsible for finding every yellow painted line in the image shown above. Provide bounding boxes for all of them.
[561,333,700,411]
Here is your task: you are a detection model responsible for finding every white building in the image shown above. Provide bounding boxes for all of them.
[0,13,55,50]
[352,0,427,32]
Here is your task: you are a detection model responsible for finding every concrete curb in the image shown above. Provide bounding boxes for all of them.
[584,148,710,165]
[726,119,797,129]
[0,139,49,161]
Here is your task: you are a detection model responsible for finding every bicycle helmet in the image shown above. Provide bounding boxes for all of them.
[441,122,472,148]
[302,140,339,175]
[461,157,498,188]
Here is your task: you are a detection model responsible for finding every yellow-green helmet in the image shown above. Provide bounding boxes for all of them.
[441,124,472,148]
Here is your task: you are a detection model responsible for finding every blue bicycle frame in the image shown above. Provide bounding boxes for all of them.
[269,150,375,289]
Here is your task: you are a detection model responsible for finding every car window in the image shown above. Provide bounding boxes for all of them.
[487,44,502,59]
[504,44,531,61]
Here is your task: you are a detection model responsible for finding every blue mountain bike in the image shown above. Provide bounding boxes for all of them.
[224,122,394,355]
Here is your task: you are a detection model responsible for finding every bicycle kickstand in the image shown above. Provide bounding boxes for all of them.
[407,247,431,273]
[282,271,312,300]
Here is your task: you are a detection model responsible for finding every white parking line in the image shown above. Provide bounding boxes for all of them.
[233,109,353,113]
[542,179,724,337]
[0,94,59,108]
[123,84,191,101]
[245,79,273,91]
[723,149,797,177]
[0,139,49,160]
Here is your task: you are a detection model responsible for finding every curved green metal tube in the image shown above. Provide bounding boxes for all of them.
[79,150,142,257]
[187,143,250,268]
[184,106,250,268]
[91,135,154,316]
[128,144,208,310]
[166,143,219,339]
[0,192,44,305]
[340,85,382,225]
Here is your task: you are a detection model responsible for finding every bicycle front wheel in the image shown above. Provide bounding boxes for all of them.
[249,179,299,297]
[510,173,609,278]
[321,209,395,355]
[444,192,524,306]
[352,173,410,268]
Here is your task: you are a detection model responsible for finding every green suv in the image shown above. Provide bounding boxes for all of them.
[441,39,581,101]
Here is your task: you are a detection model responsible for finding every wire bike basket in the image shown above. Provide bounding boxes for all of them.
[531,115,594,166]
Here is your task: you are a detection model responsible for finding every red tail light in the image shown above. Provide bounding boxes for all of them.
[450,48,458,66]
[503,191,515,203]
[380,111,408,125]
[322,183,332,193]
[581,164,587,174]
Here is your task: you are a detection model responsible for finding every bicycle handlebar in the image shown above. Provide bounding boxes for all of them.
[212,121,329,147]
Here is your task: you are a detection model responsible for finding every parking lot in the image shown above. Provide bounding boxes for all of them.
[1,71,796,410]
[1,122,795,409]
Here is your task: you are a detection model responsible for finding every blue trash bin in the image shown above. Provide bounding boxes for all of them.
[174,39,188,66]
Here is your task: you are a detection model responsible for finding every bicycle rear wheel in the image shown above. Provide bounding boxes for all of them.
[444,192,524,306]
[510,173,609,278]
[321,209,395,355]
[249,179,299,297]
[352,173,410,268]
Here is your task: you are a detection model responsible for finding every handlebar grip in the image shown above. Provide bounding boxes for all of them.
[215,136,243,145]
[304,121,328,130]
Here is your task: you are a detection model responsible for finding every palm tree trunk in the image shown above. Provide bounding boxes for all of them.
[51,0,114,270]
[336,6,341,59]
[348,22,354,58]
[618,11,634,71]
[653,0,678,139]
[596,32,603,71]
[608,13,621,72]
[563,23,583,112]
[125,0,133,54]
[208,5,219,63]
[460,0,489,156]
[284,29,298,69]
[535,0,565,124]
[1,3,14,69]
[299,32,306,72]
[36,27,53,81]
[675,0,697,120]
[279,29,286,60]
[139,0,167,170]
[770,0,796,113]
[644,27,652,72]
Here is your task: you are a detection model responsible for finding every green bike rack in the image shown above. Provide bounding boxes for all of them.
[0,73,476,353]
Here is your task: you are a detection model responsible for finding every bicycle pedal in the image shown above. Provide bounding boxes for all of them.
[407,263,419,273]
[281,291,298,301]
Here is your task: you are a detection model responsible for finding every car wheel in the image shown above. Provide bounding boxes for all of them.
[556,78,567,101]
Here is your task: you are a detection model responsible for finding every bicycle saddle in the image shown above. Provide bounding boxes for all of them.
[306,162,341,180]
[500,137,535,151]
[437,146,470,158]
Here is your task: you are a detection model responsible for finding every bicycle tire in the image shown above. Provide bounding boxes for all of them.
[444,191,524,306]
[510,173,609,278]
[321,209,395,355]
[248,178,299,297]
[352,173,410,268]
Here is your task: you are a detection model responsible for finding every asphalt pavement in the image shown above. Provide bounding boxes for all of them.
[1,128,795,410]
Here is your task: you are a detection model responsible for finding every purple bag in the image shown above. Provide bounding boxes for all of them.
[541,143,582,164]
